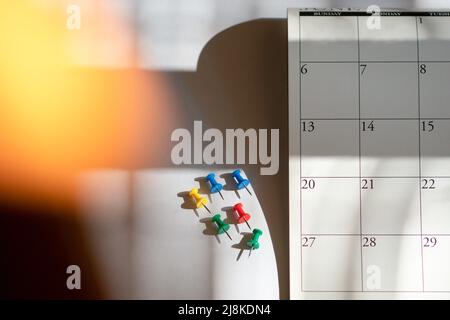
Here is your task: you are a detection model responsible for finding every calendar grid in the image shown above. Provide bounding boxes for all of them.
[299,16,428,292]
[293,9,450,297]
[416,16,426,292]
[298,13,450,294]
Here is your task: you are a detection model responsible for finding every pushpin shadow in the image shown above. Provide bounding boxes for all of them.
[222,206,239,233]
[232,232,253,261]
[194,176,212,203]
[199,217,221,244]
[220,172,240,199]
[177,191,199,217]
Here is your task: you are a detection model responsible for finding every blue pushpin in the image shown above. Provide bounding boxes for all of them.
[206,173,224,200]
[232,169,252,196]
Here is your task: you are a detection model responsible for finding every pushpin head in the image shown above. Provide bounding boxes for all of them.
[206,173,223,193]
[232,169,241,176]
[233,203,243,210]
[247,228,262,250]
[233,203,251,224]
[232,169,250,190]
[189,188,208,209]
[189,188,199,197]
[253,229,263,237]
[212,214,230,234]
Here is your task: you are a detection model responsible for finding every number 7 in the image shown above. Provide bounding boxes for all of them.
[360,64,367,75]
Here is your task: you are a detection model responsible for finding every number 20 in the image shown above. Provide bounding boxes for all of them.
[301,179,315,189]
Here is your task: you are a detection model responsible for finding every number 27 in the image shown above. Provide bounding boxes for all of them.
[302,237,316,247]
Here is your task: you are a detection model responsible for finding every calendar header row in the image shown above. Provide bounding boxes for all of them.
[297,9,450,17]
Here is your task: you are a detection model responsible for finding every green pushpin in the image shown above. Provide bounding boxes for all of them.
[247,229,262,256]
[212,214,232,240]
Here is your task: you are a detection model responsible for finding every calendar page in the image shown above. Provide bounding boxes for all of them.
[288,8,450,299]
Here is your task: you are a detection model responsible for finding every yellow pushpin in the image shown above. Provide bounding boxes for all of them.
[189,188,211,214]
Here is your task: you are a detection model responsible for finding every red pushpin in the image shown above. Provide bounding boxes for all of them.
[233,203,252,230]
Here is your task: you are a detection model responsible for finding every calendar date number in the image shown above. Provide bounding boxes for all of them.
[363,237,377,247]
[423,237,437,248]
[302,237,316,247]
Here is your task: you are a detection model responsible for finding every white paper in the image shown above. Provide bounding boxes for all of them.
[289,8,450,299]
[78,168,279,299]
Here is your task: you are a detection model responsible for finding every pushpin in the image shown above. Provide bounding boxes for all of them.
[233,203,252,230]
[189,188,211,214]
[212,214,232,240]
[247,228,262,256]
[232,169,252,196]
[206,173,224,200]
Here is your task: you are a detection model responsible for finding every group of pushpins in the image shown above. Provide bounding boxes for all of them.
[187,169,262,255]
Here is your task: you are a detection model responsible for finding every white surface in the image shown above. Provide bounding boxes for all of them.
[78,168,279,299]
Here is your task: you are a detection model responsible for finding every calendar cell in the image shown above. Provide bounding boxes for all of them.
[302,178,360,234]
[300,16,358,62]
[301,120,359,177]
[362,236,422,291]
[302,235,362,291]
[423,236,450,291]
[359,17,417,62]
[361,178,421,234]
[361,120,419,177]
[301,63,358,118]
[420,63,450,118]
[421,119,450,176]
[360,63,418,118]
[418,17,450,61]
[421,178,450,234]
